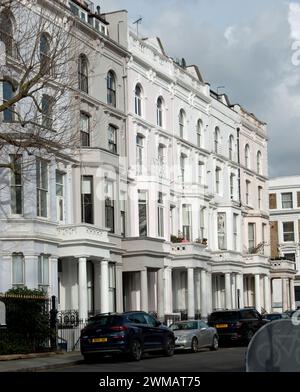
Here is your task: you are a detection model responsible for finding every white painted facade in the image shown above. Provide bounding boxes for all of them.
[0,0,293,323]
[269,176,300,310]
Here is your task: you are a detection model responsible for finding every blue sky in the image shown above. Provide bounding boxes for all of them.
[98,0,300,178]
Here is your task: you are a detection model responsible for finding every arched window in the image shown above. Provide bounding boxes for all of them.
[3,80,14,122]
[257,151,262,174]
[214,127,220,154]
[197,119,203,148]
[40,33,50,74]
[179,109,185,138]
[0,11,13,56]
[107,70,116,107]
[135,84,142,116]
[78,54,89,93]
[156,96,163,127]
[245,144,250,168]
[229,135,234,161]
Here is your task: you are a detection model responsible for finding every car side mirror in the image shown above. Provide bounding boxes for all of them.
[200,327,207,331]
[156,320,162,327]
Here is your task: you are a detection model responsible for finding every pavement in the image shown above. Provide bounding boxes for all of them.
[0,351,83,372]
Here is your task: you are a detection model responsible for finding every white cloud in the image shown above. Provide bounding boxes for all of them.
[288,3,300,40]
[224,25,238,46]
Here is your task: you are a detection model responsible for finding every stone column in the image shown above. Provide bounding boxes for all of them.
[78,257,88,321]
[206,272,212,315]
[236,273,244,309]
[225,273,232,310]
[290,279,296,310]
[195,269,201,314]
[231,274,236,309]
[115,263,123,313]
[282,278,288,312]
[100,259,109,313]
[164,267,173,314]
[141,269,148,312]
[263,275,271,313]
[201,269,207,318]
[255,274,261,312]
[216,275,221,309]
[187,268,195,319]
[157,268,164,319]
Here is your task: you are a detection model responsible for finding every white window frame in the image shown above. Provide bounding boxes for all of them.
[233,213,238,251]
[282,192,293,209]
[283,221,295,242]
[36,159,48,218]
[56,171,64,222]
[215,167,221,194]
[38,254,49,289]
[12,253,25,287]
[248,223,256,252]
[138,190,148,237]
[157,192,164,238]
[10,154,23,215]
[136,135,144,175]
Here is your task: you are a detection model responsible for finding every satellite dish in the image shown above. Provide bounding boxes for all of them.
[246,319,300,372]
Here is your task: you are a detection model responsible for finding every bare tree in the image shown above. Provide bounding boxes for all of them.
[0,0,87,174]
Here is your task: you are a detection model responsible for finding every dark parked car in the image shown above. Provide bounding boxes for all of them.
[207,308,267,344]
[80,311,175,362]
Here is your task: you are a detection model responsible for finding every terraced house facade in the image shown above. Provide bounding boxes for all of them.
[0,0,294,324]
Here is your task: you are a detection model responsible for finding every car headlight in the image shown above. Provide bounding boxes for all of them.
[177,335,187,342]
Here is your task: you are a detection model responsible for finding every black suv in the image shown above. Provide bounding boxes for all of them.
[207,308,266,344]
[80,311,175,362]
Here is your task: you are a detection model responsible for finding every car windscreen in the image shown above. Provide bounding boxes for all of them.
[208,312,240,322]
[87,315,123,327]
[169,322,198,331]
[266,314,281,321]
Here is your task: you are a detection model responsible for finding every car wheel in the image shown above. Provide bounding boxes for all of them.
[210,336,219,351]
[83,354,94,363]
[245,330,254,344]
[163,336,175,357]
[191,337,198,353]
[129,339,142,361]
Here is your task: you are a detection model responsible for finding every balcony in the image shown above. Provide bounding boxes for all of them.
[170,242,208,257]
[243,254,269,266]
[57,224,109,245]
[270,259,297,276]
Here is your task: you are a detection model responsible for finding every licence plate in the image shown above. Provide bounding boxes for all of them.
[92,338,107,343]
[216,324,228,328]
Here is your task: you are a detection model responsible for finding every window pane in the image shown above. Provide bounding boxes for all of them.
[40,190,47,217]
[282,193,292,208]
[13,254,24,285]
[41,161,48,190]
[283,222,294,241]
[56,174,63,196]
[81,176,93,224]
[218,212,227,250]
[3,81,14,122]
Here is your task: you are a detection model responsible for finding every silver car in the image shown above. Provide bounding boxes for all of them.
[169,320,219,352]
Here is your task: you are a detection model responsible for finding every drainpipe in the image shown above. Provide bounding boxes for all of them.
[237,127,241,207]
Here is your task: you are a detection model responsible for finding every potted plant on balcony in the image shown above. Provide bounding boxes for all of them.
[170,235,181,243]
